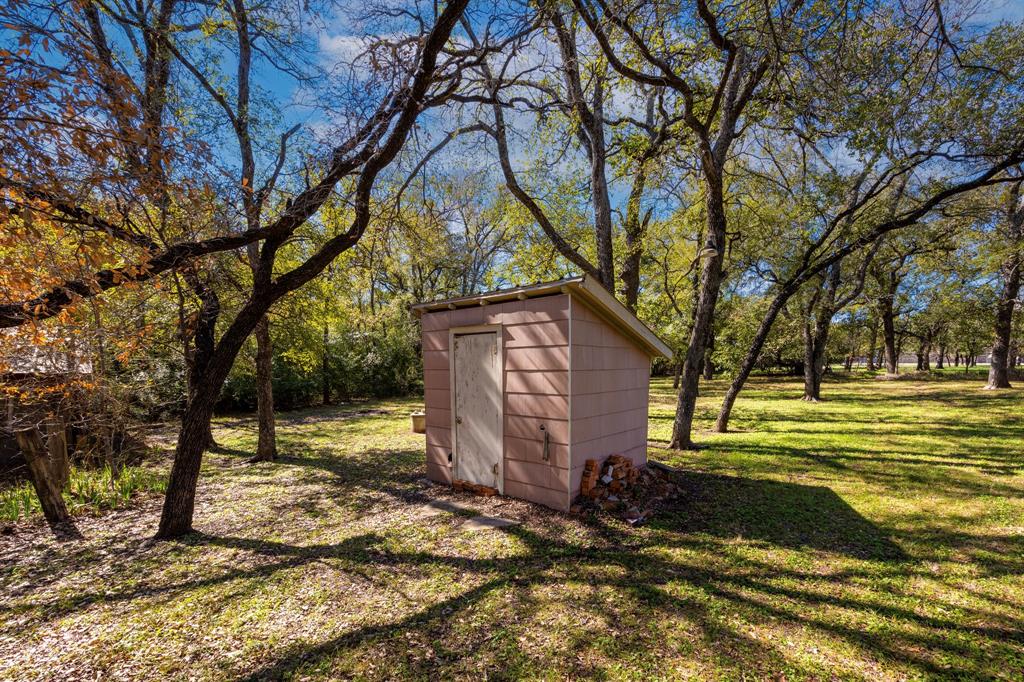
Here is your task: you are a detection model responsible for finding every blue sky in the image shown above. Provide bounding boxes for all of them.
[976,0,1024,24]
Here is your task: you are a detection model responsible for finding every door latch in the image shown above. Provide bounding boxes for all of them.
[540,424,550,461]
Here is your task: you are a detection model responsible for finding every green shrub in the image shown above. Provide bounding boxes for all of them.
[0,465,167,523]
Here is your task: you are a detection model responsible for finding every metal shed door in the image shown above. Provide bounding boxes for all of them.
[453,332,502,490]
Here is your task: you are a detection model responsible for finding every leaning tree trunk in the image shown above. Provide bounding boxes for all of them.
[670,174,727,449]
[157,297,271,538]
[156,395,219,538]
[985,252,1021,389]
[14,426,80,538]
[715,289,793,432]
[250,315,278,461]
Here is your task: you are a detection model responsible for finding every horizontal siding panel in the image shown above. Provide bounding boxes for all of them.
[500,296,569,324]
[503,479,568,511]
[506,346,568,371]
[423,349,449,371]
[421,311,449,331]
[425,388,450,411]
[426,443,450,466]
[504,320,569,348]
[505,435,569,468]
[426,426,451,449]
[423,369,448,391]
[504,415,568,444]
[422,330,449,351]
[569,389,647,420]
[505,370,567,396]
[426,460,452,484]
[573,369,643,394]
[450,306,486,327]
[483,300,523,325]
[426,407,451,429]
[571,319,603,348]
[574,427,646,454]
[505,393,568,420]
[504,459,566,491]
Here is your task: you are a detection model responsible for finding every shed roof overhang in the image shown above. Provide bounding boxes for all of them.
[411,275,672,359]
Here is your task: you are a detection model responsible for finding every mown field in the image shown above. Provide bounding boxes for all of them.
[1,373,1022,681]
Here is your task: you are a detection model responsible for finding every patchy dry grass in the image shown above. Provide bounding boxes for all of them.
[1,376,1022,681]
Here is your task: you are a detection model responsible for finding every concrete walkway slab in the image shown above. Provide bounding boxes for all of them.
[415,499,478,518]
[462,515,518,531]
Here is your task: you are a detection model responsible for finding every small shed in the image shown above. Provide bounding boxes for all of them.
[411,275,672,511]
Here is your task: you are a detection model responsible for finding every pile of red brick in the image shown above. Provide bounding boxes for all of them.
[452,479,498,497]
[574,456,682,522]
[580,454,639,500]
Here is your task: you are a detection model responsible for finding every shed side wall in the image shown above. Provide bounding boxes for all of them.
[568,300,651,500]
[422,294,571,510]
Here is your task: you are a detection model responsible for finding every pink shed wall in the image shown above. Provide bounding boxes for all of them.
[421,294,571,510]
[421,291,653,511]
[568,300,651,500]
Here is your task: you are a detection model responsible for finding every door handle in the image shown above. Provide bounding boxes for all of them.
[455,416,462,424]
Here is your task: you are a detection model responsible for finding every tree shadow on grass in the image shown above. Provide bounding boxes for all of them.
[196,513,1018,681]
[12,467,1024,679]
[655,471,908,562]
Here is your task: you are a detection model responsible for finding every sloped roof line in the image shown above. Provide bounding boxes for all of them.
[411,275,672,359]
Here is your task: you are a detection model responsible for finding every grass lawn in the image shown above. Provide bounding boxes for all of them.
[1,374,1022,680]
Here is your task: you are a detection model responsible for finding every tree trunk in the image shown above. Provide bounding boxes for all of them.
[702,328,715,380]
[802,326,828,401]
[182,271,220,452]
[673,360,682,390]
[985,260,1020,388]
[844,353,854,371]
[715,292,792,432]
[620,163,647,312]
[802,323,819,401]
[880,297,898,374]
[670,173,727,448]
[14,427,80,538]
[156,398,218,538]
[250,315,278,461]
[866,318,877,371]
[44,417,70,491]
[322,322,332,405]
[157,296,271,538]
[936,344,945,369]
